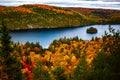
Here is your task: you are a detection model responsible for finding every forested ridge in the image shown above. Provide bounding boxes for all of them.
[67,7,120,24]
[0,4,91,30]
[0,4,120,30]
[0,22,120,80]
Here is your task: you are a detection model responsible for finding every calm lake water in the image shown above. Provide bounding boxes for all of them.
[10,25,120,48]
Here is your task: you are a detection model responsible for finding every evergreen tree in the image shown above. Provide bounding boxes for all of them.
[102,26,120,80]
[89,26,120,80]
[0,20,12,58]
[32,61,53,80]
[52,65,67,80]
[90,51,110,80]
[73,53,88,80]
[0,20,22,80]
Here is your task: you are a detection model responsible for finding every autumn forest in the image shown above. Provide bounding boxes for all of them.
[0,4,120,80]
[0,4,120,30]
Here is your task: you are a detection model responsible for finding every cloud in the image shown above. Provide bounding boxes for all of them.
[103,0,120,2]
[0,0,120,10]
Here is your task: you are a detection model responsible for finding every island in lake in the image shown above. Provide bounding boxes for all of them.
[86,27,98,34]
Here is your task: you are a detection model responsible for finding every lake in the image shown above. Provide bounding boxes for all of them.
[10,25,120,48]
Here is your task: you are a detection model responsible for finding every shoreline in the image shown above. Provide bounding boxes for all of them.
[9,24,120,32]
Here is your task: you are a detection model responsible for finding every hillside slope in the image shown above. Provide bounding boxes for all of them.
[0,4,120,30]
[67,7,120,24]
[0,4,93,30]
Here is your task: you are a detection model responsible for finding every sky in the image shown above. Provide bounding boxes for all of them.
[0,0,120,10]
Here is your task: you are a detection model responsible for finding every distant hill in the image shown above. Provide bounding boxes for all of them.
[0,4,120,30]
[67,7,120,24]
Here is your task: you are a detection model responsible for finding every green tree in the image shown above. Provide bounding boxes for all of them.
[102,26,120,80]
[89,26,120,80]
[52,65,67,80]
[89,51,110,80]
[32,61,53,80]
[73,53,88,80]
[0,20,12,58]
[0,20,22,80]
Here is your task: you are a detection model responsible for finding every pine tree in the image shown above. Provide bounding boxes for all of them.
[73,53,88,80]
[0,20,22,80]
[0,20,12,58]
[90,51,110,80]
[89,26,120,80]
